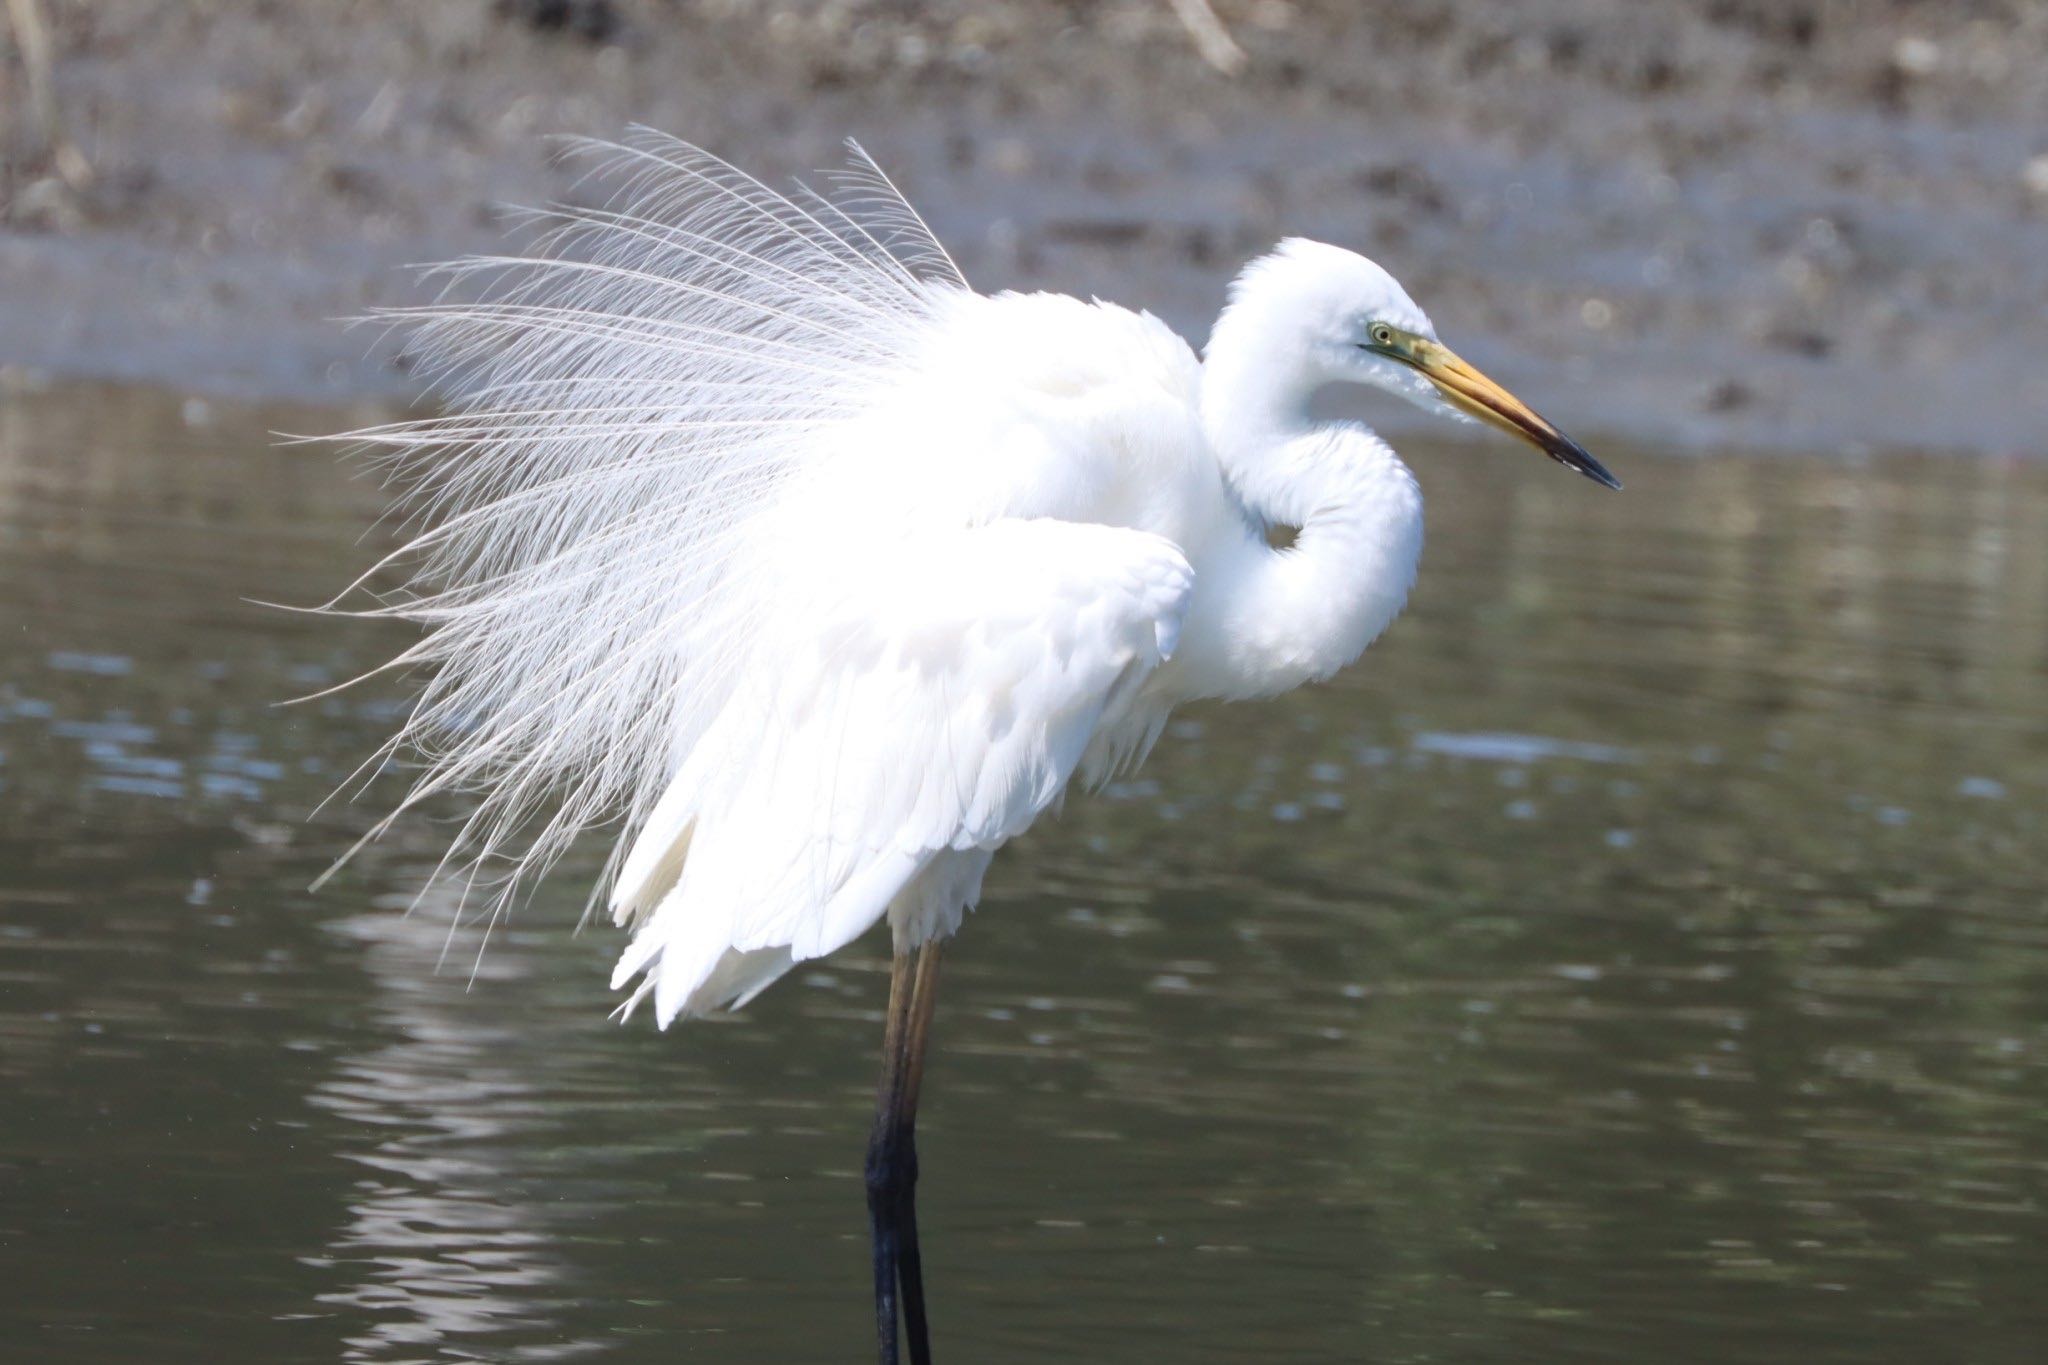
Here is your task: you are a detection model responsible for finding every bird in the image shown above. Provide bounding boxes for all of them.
[324,129,1619,1365]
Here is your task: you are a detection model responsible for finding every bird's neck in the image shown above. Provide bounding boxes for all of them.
[1184,358,1424,700]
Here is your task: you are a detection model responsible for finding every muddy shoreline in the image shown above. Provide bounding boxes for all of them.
[4,1,2046,454]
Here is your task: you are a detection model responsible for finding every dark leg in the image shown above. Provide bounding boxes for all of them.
[894,946,943,1362]
[866,942,944,1365]
[866,954,910,1365]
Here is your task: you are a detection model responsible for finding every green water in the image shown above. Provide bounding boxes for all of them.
[2,386,2044,1363]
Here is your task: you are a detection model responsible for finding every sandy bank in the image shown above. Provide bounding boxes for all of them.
[4,1,2046,454]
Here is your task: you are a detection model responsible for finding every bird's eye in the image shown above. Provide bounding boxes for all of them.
[1369,323,1396,347]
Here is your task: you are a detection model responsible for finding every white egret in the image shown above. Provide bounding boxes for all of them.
[327,130,1618,1365]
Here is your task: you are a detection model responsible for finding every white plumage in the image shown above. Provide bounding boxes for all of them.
[329,130,1616,1028]
[608,519,1192,1021]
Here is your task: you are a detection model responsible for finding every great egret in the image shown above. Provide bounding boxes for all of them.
[327,130,1618,1365]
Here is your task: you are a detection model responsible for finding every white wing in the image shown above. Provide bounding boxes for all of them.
[323,132,967,920]
[606,520,1193,1025]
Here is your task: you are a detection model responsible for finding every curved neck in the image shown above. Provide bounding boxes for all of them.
[1180,348,1425,701]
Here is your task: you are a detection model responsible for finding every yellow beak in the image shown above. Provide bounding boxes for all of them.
[1374,331,1622,490]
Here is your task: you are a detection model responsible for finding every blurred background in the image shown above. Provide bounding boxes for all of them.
[3,4,2047,1363]
[8,0,2048,449]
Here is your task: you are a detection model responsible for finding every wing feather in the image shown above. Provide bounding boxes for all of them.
[608,520,1193,1025]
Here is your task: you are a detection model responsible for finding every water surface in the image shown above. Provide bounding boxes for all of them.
[1,387,2044,1362]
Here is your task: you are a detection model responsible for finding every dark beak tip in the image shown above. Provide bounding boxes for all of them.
[1559,444,1622,491]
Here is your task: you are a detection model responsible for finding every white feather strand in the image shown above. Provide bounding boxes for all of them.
[322,134,967,932]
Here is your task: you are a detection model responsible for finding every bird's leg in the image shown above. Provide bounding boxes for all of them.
[867,953,911,1365]
[866,941,944,1365]
[894,944,943,1362]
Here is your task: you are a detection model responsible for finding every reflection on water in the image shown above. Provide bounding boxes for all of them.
[1,385,2045,1363]
[308,908,608,1362]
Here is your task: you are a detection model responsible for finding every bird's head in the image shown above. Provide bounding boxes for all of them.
[1211,238,1620,490]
